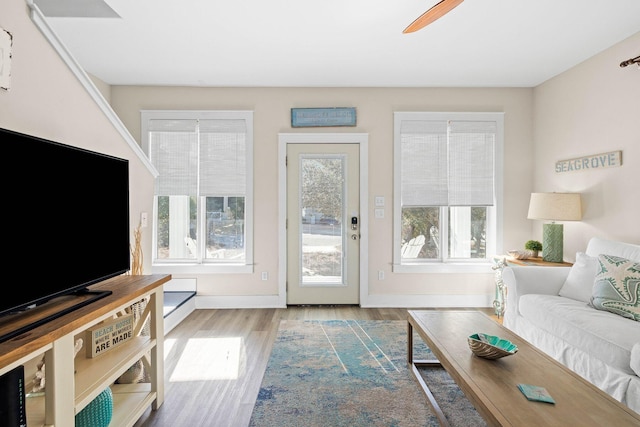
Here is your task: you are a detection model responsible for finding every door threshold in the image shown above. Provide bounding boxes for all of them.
[287,304,360,307]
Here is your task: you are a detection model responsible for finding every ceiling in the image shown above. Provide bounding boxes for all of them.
[33,0,640,88]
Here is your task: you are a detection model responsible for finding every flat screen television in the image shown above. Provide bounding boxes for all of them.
[0,127,130,341]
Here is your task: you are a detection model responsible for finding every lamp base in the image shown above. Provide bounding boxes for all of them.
[542,223,564,263]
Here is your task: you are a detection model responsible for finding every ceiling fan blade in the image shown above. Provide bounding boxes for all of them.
[403,0,465,34]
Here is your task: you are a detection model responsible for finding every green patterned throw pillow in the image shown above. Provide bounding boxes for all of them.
[591,254,640,321]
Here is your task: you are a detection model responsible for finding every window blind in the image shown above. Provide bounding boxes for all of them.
[400,119,495,207]
[401,120,448,206]
[148,118,247,197]
[199,119,247,196]
[149,119,198,196]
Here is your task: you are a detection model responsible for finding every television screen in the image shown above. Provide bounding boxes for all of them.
[0,127,130,320]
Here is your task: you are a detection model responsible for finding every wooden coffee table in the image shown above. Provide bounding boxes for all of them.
[407,310,640,426]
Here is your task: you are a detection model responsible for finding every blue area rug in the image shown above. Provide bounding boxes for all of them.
[249,319,485,426]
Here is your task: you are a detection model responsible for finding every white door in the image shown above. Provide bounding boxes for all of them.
[286,143,360,305]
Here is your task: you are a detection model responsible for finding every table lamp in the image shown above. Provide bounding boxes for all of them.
[527,193,582,262]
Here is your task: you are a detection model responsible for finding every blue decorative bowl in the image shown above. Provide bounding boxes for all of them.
[468,333,518,359]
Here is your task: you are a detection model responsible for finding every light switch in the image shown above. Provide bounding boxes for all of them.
[375,208,384,219]
[375,196,385,207]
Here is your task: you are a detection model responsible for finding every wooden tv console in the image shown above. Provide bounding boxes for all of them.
[0,274,171,427]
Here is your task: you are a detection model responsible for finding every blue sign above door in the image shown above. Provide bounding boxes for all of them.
[291,107,357,127]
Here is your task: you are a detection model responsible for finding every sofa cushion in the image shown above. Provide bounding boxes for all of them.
[632,343,640,377]
[559,252,598,303]
[585,237,640,262]
[591,254,640,321]
[518,294,640,375]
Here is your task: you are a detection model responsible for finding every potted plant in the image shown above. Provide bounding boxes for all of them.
[525,240,542,257]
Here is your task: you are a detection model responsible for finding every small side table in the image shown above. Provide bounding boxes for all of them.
[492,256,572,318]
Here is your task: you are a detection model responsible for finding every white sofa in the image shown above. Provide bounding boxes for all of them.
[503,237,640,414]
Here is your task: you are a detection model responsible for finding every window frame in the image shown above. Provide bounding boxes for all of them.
[141,110,254,274]
[392,111,504,273]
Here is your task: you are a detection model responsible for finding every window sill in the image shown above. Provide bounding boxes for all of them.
[393,261,493,274]
[152,263,253,275]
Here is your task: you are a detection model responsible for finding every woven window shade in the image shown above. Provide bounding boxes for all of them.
[148,118,247,197]
[149,119,198,196]
[401,120,448,206]
[199,119,247,196]
[448,120,495,206]
[401,119,495,207]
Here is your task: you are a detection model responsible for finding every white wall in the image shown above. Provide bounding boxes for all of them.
[112,31,640,306]
[532,31,640,257]
[5,0,635,308]
[111,87,534,307]
[0,1,156,274]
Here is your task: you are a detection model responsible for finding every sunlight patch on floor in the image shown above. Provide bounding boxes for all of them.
[170,336,242,381]
[164,338,177,359]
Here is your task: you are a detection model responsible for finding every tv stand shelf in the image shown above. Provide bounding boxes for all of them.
[0,274,171,427]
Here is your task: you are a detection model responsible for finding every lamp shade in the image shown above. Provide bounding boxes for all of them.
[527,193,582,221]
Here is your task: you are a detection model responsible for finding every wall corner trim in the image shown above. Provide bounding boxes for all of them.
[27,1,158,177]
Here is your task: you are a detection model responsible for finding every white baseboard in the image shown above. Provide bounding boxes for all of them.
[193,293,493,309]
[164,278,197,292]
[196,295,285,309]
[361,293,494,308]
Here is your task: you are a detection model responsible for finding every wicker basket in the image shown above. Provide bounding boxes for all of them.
[468,333,518,359]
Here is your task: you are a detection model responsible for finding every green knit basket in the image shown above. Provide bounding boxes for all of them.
[75,387,113,427]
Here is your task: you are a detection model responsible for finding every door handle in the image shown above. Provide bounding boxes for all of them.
[351,234,359,240]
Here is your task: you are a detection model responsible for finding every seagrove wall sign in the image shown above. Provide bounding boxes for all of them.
[555,150,622,173]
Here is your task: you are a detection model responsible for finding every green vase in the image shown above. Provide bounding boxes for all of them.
[542,223,563,263]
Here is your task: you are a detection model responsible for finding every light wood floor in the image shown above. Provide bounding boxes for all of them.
[134,306,497,427]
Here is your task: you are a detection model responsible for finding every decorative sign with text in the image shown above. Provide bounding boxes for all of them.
[291,107,356,127]
[555,150,622,173]
[86,314,134,358]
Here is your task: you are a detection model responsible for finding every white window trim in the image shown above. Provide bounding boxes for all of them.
[392,111,504,273]
[141,110,254,274]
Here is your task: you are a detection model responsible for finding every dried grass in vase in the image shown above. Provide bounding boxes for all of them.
[130,222,143,275]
